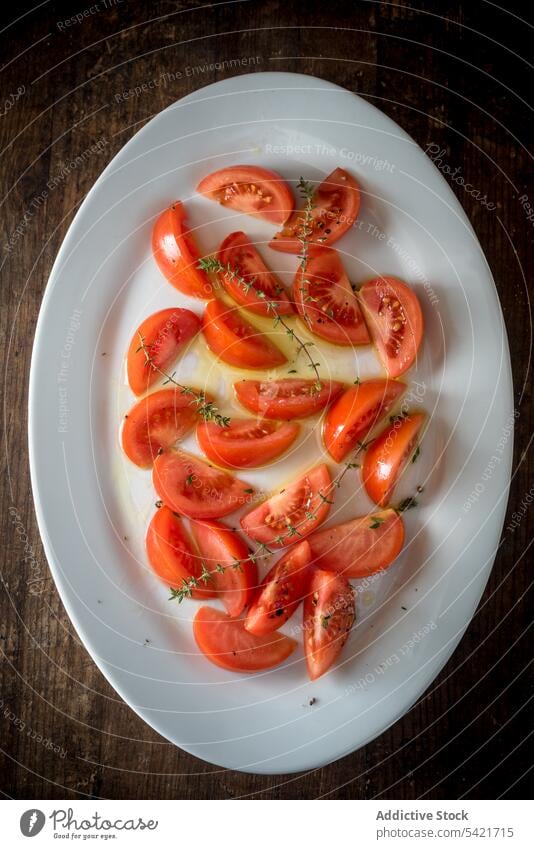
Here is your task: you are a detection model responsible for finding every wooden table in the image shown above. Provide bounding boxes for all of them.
[1,0,531,799]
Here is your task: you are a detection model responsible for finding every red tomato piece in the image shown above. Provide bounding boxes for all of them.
[307,509,405,578]
[189,520,257,617]
[359,276,424,377]
[193,606,297,672]
[122,388,199,468]
[153,450,255,519]
[245,541,312,635]
[240,464,332,547]
[152,201,214,299]
[202,299,287,369]
[323,379,406,463]
[145,506,215,598]
[196,165,294,224]
[270,168,360,253]
[303,569,355,680]
[362,413,426,506]
[293,249,369,346]
[127,308,200,396]
[234,378,345,420]
[217,231,294,317]
[197,418,299,469]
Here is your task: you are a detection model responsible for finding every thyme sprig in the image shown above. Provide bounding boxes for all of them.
[168,559,243,604]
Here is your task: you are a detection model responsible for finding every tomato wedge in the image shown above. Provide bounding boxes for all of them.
[245,541,312,635]
[122,388,199,468]
[145,506,215,598]
[293,249,369,346]
[127,308,200,396]
[202,299,287,369]
[241,464,332,547]
[152,201,214,299]
[193,606,297,672]
[197,418,299,469]
[270,168,360,253]
[307,509,405,578]
[153,450,254,519]
[359,276,424,377]
[323,379,406,463]
[217,231,294,316]
[189,520,257,617]
[303,569,355,680]
[362,413,425,506]
[196,165,294,224]
[234,378,344,420]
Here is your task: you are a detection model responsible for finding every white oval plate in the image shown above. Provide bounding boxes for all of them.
[29,72,513,774]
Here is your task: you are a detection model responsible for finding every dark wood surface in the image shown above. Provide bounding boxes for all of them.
[1,0,532,799]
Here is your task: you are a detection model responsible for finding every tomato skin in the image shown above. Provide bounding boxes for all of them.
[217,231,294,317]
[245,541,312,635]
[152,201,213,299]
[303,569,355,681]
[359,276,424,378]
[145,507,215,598]
[202,299,287,369]
[122,388,199,468]
[197,418,299,469]
[362,413,425,506]
[153,450,255,519]
[127,308,200,396]
[293,249,369,346]
[270,168,360,253]
[234,378,345,420]
[323,379,406,463]
[193,606,297,672]
[307,509,405,578]
[240,464,332,547]
[189,520,257,617]
[196,165,294,224]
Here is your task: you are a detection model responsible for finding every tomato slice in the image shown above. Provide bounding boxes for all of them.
[241,464,332,547]
[202,299,287,369]
[217,231,294,316]
[270,168,360,253]
[293,249,369,346]
[193,606,297,672]
[122,388,200,468]
[153,450,255,519]
[127,308,200,396]
[145,506,215,598]
[362,413,425,506]
[234,378,345,420]
[245,541,312,635]
[196,165,294,224]
[307,509,405,578]
[152,201,214,299]
[323,379,406,463]
[197,418,299,469]
[303,569,355,680]
[359,276,424,377]
[189,520,257,617]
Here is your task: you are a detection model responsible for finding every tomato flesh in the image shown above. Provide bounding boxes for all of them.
[202,299,287,369]
[193,606,297,672]
[152,201,214,299]
[362,413,425,506]
[307,509,404,578]
[197,417,299,469]
[122,388,199,468]
[270,168,360,253]
[145,506,215,598]
[127,308,200,396]
[217,231,294,316]
[241,464,332,547]
[323,379,406,463]
[293,249,369,346]
[245,541,312,635]
[303,569,355,681]
[153,450,255,519]
[359,276,424,377]
[234,378,344,420]
[197,165,294,224]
